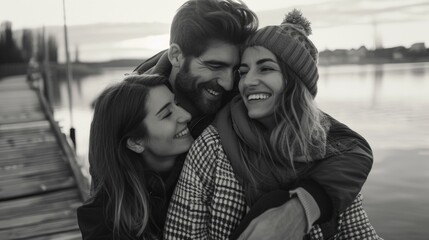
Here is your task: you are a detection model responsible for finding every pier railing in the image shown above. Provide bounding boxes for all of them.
[30,66,90,201]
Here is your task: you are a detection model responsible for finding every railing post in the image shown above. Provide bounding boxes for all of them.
[42,26,54,115]
[63,0,76,150]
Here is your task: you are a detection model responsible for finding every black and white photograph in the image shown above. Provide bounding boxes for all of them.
[1,0,428,239]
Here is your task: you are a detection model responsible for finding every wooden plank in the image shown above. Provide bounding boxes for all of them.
[0,176,76,200]
[0,141,58,150]
[0,117,47,125]
[0,135,55,143]
[0,136,57,149]
[0,169,73,185]
[23,231,82,240]
[0,197,81,221]
[0,150,61,161]
[0,154,63,166]
[0,161,66,175]
[0,120,51,131]
[0,131,57,139]
[0,152,62,167]
[0,140,57,150]
[0,174,74,189]
[0,127,52,134]
[0,189,80,212]
[0,163,70,179]
[0,135,57,144]
[0,76,85,239]
[0,207,78,230]
[0,130,55,139]
[0,142,60,155]
[0,218,79,240]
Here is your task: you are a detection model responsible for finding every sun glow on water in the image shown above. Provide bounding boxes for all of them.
[115,34,170,51]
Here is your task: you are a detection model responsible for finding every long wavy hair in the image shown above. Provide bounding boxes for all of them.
[239,57,330,186]
[88,74,166,239]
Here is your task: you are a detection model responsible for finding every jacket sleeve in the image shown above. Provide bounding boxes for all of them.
[307,116,373,214]
[335,193,381,239]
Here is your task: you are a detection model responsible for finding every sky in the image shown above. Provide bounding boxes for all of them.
[1,0,429,61]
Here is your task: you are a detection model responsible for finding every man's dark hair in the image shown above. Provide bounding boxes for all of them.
[170,0,258,57]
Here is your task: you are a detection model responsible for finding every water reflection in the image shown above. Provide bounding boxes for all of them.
[371,64,383,107]
[50,70,63,107]
[75,74,83,96]
[309,62,429,239]
[411,66,425,76]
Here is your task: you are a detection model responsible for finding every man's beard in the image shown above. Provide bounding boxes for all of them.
[175,65,224,116]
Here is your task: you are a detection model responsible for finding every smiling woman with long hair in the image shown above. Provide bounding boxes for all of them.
[77,74,193,240]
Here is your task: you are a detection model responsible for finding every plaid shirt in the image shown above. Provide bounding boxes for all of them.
[164,125,381,240]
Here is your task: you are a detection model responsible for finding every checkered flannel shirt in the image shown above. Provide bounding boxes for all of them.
[164,125,382,240]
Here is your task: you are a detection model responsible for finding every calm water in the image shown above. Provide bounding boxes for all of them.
[53,63,429,240]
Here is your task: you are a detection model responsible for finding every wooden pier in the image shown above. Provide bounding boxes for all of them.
[0,75,88,239]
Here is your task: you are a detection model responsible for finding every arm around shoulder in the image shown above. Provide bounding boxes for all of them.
[309,116,373,214]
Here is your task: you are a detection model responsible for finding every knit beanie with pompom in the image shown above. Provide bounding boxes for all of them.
[245,9,319,97]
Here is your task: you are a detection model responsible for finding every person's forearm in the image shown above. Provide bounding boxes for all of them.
[292,179,332,225]
[310,116,373,213]
[290,187,320,232]
[310,143,372,213]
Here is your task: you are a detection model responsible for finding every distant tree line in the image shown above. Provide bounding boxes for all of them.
[319,43,429,65]
[0,21,58,65]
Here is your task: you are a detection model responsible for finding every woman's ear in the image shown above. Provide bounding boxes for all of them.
[126,138,145,153]
[168,43,184,68]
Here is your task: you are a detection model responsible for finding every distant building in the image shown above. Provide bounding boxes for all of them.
[356,46,368,57]
[393,52,404,60]
[410,42,426,52]
[373,46,406,60]
[319,49,349,65]
[348,46,368,63]
[318,42,428,66]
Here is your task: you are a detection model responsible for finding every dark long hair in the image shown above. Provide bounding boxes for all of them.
[89,74,166,239]
[239,57,329,188]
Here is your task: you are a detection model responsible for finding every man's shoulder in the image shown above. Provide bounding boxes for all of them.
[132,49,170,75]
[187,125,238,184]
[186,125,226,168]
[191,125,222,150]
[189,113,217,139]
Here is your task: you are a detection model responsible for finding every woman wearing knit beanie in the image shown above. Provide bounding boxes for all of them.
[164,10,381,240]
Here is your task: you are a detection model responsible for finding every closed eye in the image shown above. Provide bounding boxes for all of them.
[260,66,275,72]
[200,58,230,71]
[162,111,172,119]
[207,64,224,70]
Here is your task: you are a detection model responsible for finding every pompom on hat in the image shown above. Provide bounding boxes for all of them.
[245,9,319,97]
